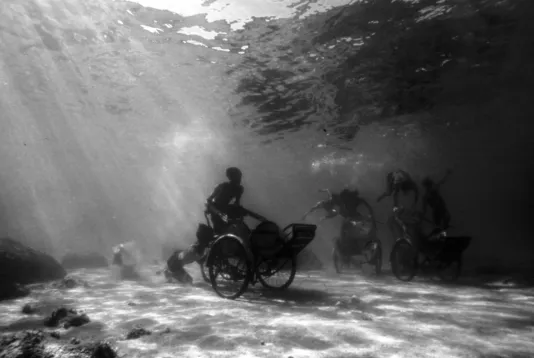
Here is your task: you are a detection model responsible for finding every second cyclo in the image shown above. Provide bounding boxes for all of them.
[389,206,471,282]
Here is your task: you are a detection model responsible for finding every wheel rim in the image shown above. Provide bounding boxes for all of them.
[200,259,210,283]
[392,241,417,281]
[208,237,250,299]
[257,254,296,290]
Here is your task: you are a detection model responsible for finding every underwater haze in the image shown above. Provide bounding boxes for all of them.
[1,0,534,270]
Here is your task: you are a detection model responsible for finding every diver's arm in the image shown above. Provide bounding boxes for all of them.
[244,208,267,222]
[302,201,325,220]
[207,184,223,203]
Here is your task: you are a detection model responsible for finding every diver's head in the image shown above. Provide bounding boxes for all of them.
[226,167,242,184]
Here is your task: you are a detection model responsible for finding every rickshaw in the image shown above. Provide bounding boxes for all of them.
[389,207,471,282]
[203,204,317,300]
[331,216,383,275]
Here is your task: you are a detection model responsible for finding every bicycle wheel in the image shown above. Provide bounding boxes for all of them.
[391,240,418,282]
[257,251,297,290]
[208,235,251,300]
[198,257,210,283]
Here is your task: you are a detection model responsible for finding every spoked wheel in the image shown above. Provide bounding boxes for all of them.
[437,256,463,282]
[391,240,418,282]
[198,256,210,283]
[363,241,383,275]
[208,236,251,300]
[257,252,297,290]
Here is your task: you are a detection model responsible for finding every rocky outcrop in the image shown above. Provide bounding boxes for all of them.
[50,276,90,290]
[0,330,117,358]
[0,238,66,301]
[61,253,108,270]
[125,327,152,340]
[0,283,30,301]
[43,307,90,329]
[0,331,53,358]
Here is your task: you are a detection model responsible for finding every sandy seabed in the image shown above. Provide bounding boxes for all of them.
[1,265,533,358]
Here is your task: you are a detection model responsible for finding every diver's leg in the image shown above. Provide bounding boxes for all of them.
[177,246,202,265]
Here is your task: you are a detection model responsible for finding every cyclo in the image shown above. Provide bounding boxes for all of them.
[203,203,317,300]
[331,215,382,275]
[389,207,472,282]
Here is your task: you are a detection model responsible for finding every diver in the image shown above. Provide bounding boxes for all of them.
[421,169,452,231]
[206,167,244,233]
[337,188,377,246]
[376,169,419,209]
[301,188,344,222]
[377,169,420,244]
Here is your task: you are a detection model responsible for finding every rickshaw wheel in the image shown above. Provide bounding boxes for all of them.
[257,251,297,290]
[208,235,251,300]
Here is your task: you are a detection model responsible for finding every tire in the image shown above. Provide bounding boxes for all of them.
[198,257,210,283]
[208,235,251,300]
[391,240,418,282]
[257,251,297,290]
[437,256,463,282]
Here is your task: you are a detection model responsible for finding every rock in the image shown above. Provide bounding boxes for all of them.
[51,276,90,289]
[335,295,366,311]
[68,341,117,358]
[89,342,117,358]
[61,252,108,270]
[0,238,66,298]
[0,330,53,358]
[22,303,37,314]
[125,327,152,340]
[0,330,117,358]
[0,283,30,301]
[43,307,90,329]
[127,301,137,306]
